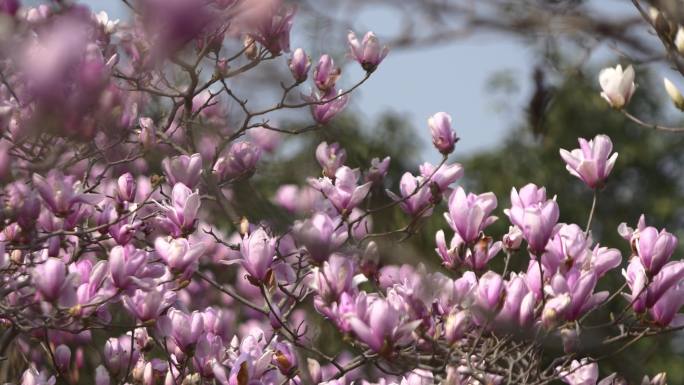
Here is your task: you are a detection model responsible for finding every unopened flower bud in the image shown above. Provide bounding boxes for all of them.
[444,310,471,344]
[675,27,684,55]
[116,173,137,203]
[289,48,311,82]
[215,58,229,77]
[560,328,579,353]
[314,55,340,92]
[138,117,156,150]
[664,78,684,110]
[542,294,571,329]
[54,345,71,373]
[244,35,258,60]
[503,226,523,251]
[429,112,458,155]
[95,365,110,385]
[643,373,667,385]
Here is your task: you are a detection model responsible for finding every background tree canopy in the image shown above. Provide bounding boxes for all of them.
[227,65,684,383]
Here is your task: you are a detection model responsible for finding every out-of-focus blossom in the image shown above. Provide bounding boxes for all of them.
[248,126,282,153]
[21,367,56,385]
[251,4,295,55]
[138,117,157,149]
[33,171,99,216]
[273,341,297,375]
[294,213,347,263]
[273,184,321,214]
[0,0,19,16]
[213,141,261,180]
[598,64,636,109]
[366,156,390,184]
[54,345,71,373]
[316,142,347,178]
[558,359,598,385]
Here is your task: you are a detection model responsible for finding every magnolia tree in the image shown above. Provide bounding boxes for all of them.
[0,0,682,385]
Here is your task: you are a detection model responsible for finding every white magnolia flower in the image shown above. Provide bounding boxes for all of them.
[96,11,119,34]
[598,64,636,109]
[664,78,684,110]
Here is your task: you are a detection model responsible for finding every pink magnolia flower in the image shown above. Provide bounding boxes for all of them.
[33,257,70,302]
[109,245,148,290]
[309,166,371,214]
[252,4,295,55]
[310,254,355,303]
[366,156,391,184]
[162,153,203,189]
[122,289,177,322]
[288,48,311,82]
[240,227,277,282]
[213,141,262,181]
[33,171,100,216]
[306,88,349,124]
[154,237,206,275]
[444,187,497,244]
[387,172,433,218]
[428,112,458,155]
[347,31,389,72]
[316,142,347,178]
[115,172,137,204]
[559,134,618,189]
[619,215,677,275]
[347,293,420,354]
[419,162,464,195]
[293,213,348,263]
[477,272,505,313]
[313,55,340,92]
[158,183,201,237]
[159,308,205,352]
[558,359,598,385]
[248,126,282,153]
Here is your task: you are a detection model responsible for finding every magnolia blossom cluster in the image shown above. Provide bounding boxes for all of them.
[0,1,680,385]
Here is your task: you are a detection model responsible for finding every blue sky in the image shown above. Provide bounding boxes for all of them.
[74,0,681,163]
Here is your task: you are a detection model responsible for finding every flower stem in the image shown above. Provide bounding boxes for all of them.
[585,189,598,236]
